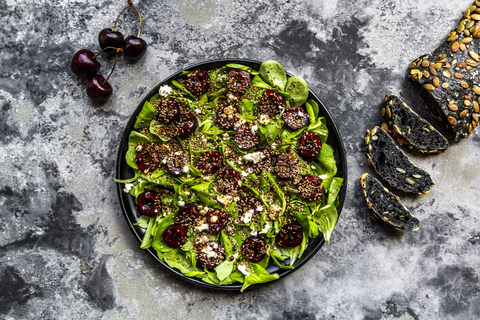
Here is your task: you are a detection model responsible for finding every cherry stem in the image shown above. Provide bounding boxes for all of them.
[112,2,132,32]
[128,1,143,38]
[93,46,121,59]
[104,48,122,85]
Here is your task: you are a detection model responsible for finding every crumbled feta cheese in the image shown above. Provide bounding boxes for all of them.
[123,183,134,193]
[256,205,263,212]
[318,174,328,180]
[234,197,240,202]
[217,194,233,206]
[240,171,249,177]
[237,263,251,276]
[243,151,265,164]
[162,157,168,164]
[174,152,180,156]
[251,124,258,134]
[271,143,277,150]
[178,200,185,207]
[201,244,217,258]
[241,209,254,224]
[258,114,270,125]
[195,235,209,246]
[194,108,201,114]
[250,228,257,236]
[159,85,173,97]
[311,165,316,170]
[234,119,246,130]
[195,223,209,232]
[135,145,143,152]
[183,165,190,173]
[260,221,271,234]
[227,93,237,101]
[222,133,230,140]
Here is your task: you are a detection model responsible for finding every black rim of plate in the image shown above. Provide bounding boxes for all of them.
[116,58,348,291]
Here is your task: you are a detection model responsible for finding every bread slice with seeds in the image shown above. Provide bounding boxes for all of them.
[382,93,449,153]
[407,0,480,141]
[360,173,419,231]
[365,126,434,194]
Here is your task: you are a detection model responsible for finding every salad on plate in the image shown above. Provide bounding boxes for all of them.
[116,60,343,291]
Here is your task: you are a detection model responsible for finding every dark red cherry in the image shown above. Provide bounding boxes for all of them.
[217,168,242,194]
[176,112,198,138]
[124,35,147,61]
[98,28,124,54]
[257,90,286,116]
[283,107,309,130]
[137,190,161,217]
[156,98,180,123]
[235,124,259,150]
[298,174,324,201]
[241,236,267,263]
[175,205,200,228]
[276,222,303,247]
[275,153,299,179]
[135,147,159,172]
[166,152,187,175]
[163,224,187,248]
[185,69,210,95]
[196,241,225,268]
[71,49,100,78]
[86,75,113,102]
[206,208,228,232]
[299,132,322,158]
[216,102,239,130]
[197,151,223,173]
[251,149,272,174]
[226,70,251,94]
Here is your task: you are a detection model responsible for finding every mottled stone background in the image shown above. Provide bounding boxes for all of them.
[1,0,480,319]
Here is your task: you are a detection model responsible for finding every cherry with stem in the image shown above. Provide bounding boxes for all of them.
[71,46,120,78]
[86,48,122,102]
[98,2,132,54]
[124,1,147,61]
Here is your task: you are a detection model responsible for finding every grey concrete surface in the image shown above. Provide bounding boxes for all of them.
[1,0,479,319]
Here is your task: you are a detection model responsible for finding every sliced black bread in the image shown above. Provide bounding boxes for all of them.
[365,126,435,194]
[382,93,449,153]
[360,173,419,231]
[407,0,480,141]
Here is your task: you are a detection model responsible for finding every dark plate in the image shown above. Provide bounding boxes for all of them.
[116,59,348,291]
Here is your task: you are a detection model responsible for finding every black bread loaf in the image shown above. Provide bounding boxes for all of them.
[365,126,435,194]
[382,93,449,153]
[407,0,480,141]
[360,173,419,231]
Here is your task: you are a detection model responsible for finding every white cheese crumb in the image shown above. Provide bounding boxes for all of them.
[240,171,249,177]
[251,124,258,134]
[234,197,240,202]
[162,157,168,164]
[217,194,233,206]
[310,165,316,170]
[183,165,190,173]
[318,174,328,180]
[227,93,237,101]
[174,152,180,155]
[194,108,201,114]
[123,183,134,193]
[258,114,270,125]
[260,221,272,234]
[243,151,265,164]
[178,200,185,207]
[234,119,246,130]
[271,143,277,150]
[159,85,173,97]
[256,205,264,212]
[195,223,209,232]
[241,209,254,224]
[250,228,257,237]
[201,244,217,258]
[135,145,143,152]
[195,235,209,245]
[237,263,251,276]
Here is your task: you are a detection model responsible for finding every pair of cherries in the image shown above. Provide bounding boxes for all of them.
[70,1,147,102]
